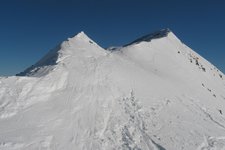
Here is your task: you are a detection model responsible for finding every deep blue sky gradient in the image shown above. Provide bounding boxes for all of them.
[0,0,225,75]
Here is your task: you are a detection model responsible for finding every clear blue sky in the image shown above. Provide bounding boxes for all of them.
[0,0,224,76]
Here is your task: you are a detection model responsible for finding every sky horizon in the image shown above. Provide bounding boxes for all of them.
[0,0,224,76]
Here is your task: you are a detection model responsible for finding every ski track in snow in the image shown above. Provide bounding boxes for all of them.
[197,136,225,150]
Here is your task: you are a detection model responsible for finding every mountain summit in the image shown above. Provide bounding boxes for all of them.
[0,29,225,150]
[125,28,172,46]
[17,31,103,77]
[17,29,179,77]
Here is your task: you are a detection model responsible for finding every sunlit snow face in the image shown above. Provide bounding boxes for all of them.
[0,30,225,150]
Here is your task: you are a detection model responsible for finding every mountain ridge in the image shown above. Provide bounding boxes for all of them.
[0,29,225,150]
[124,28,172,46]
[16,29,183,77]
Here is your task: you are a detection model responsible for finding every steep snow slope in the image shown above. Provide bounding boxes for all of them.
[0,30,225,150]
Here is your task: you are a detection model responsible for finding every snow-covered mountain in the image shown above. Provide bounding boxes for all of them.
[0,29,225,150]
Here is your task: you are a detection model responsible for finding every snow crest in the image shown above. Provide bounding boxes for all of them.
[0,29,225,150]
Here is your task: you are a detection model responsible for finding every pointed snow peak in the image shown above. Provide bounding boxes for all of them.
[69,31,94,43]
[124,28,175,46]
[75,31,87,38]
[16,31,103,77]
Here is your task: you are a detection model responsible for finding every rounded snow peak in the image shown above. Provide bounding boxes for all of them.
[124,28,174,46]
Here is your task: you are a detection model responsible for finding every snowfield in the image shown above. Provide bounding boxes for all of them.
[0,29,225,150]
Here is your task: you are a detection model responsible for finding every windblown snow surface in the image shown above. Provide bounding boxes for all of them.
[0,29,225,150]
